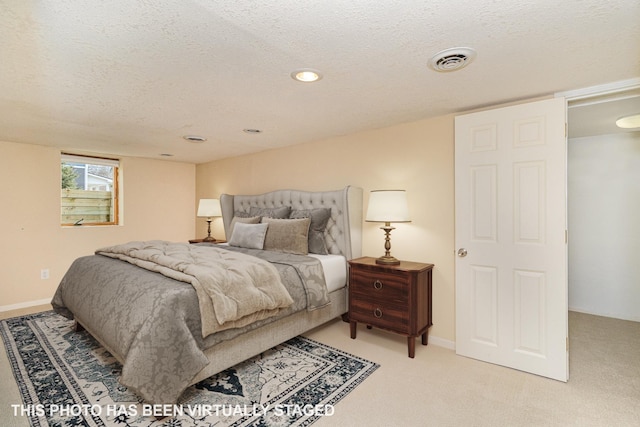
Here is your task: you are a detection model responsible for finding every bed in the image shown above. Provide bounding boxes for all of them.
[51,186,363,405]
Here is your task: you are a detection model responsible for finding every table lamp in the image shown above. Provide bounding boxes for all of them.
[365,190,411,265]
[197,198,222,242]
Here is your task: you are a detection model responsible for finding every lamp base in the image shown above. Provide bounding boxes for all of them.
[202,236,217,242]
[375,255,401,265]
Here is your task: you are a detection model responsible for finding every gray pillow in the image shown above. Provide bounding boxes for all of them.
[290,208,331,254]
[249,206,291,219]
[229,216,261,238]
[228,222,269,249]
[262,217,311,255]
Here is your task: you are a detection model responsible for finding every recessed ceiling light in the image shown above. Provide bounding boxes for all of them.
[615,113,640,129]
[291,68,322,83]
[428,47,477,72]
[243,128,262,134]
[183,135,207,142]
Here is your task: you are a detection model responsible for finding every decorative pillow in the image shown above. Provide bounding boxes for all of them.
[262,217,311,255]
[228,222,269,249]
[249,206,291,219]
[229,216,261,238]
[233,210,252,218]
[289,208,331,254]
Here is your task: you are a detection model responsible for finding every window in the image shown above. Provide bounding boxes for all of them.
[61,153,120,226]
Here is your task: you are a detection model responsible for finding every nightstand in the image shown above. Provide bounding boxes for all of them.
[348,256,434,358]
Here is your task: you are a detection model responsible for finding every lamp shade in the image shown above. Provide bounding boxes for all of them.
[365,190,411,223]
[197,199,222,218]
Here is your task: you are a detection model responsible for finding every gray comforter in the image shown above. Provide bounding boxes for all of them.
[96,241,295,337]
[51,244,329,404]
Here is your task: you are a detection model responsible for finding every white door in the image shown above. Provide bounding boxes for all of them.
[455,97,568,381]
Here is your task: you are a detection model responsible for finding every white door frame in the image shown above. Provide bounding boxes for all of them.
[555,77,640,104]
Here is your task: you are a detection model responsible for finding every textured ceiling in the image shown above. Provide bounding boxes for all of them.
[1,0,639,163]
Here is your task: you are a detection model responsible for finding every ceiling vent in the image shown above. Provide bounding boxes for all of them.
[183,135,207,142]
[428,47,477,72]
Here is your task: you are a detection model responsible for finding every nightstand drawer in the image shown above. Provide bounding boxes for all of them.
[349,299,409,331]
[350,270,409,305]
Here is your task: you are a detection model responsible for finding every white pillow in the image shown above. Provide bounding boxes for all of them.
[228,222,269,249]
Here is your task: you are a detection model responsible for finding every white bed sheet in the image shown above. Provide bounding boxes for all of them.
[308,254,347,293]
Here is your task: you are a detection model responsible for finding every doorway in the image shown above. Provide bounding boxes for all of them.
[565,81,640,322]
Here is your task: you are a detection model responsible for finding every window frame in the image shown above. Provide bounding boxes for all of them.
[60,153,120,226]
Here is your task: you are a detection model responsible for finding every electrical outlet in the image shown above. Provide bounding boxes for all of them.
[40,269,50,280]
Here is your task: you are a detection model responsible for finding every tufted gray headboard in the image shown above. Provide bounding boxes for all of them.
[220,186,362,260]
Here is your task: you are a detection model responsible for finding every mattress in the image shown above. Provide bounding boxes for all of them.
[309,254,347,292]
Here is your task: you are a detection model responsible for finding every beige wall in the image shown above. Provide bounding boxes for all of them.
[196,114,456,343]
[1,113,457,342]
[0,140,196,309]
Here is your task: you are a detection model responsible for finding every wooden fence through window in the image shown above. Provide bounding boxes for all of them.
[61,189,113,224]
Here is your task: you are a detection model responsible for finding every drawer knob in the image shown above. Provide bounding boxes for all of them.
[373,308,383,318]
[373,280,383,290]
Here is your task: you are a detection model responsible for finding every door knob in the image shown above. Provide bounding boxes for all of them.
[457,248,468,257]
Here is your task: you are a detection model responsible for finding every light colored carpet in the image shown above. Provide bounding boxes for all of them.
[304,311,640,426]
[2,306,639,426]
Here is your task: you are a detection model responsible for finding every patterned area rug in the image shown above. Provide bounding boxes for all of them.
[1,311,378,427]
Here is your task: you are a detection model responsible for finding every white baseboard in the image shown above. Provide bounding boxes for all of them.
[0,298,51,313]
[428,335,455,350]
